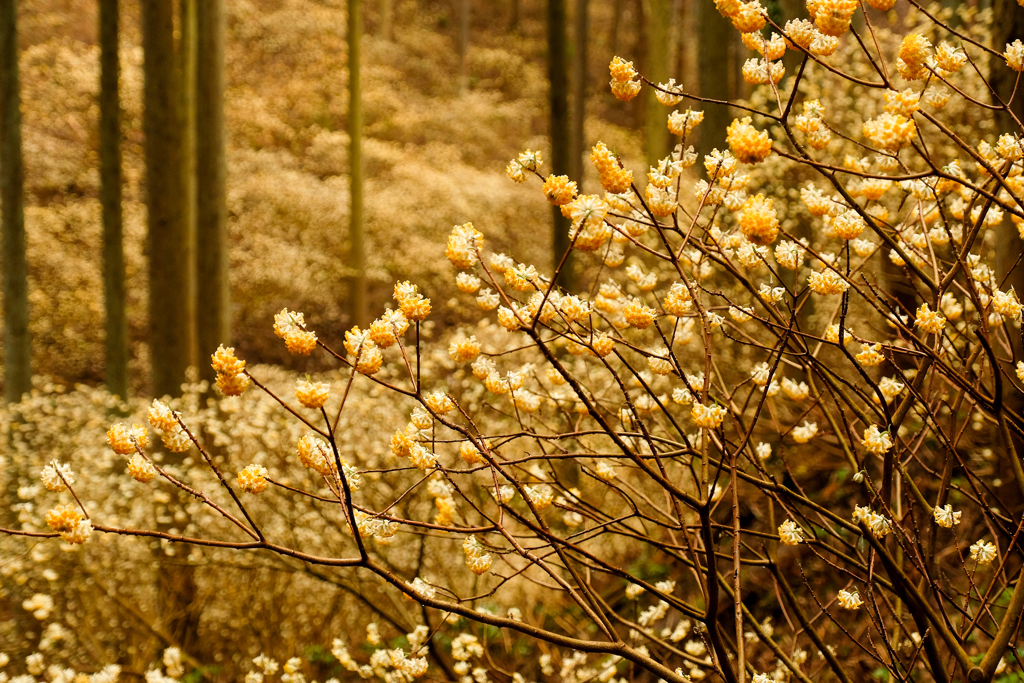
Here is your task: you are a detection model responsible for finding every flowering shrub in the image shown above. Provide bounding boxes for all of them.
[5,2,1024,683]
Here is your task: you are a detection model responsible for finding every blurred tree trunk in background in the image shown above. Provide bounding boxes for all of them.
[141,0,191,399]
[610,0,622,57]
[141,0,202,655]
[181,0,198,371]
[349,0,368,327]
[695,0,731,160]
[459,0,470,91]
[1,0,30,404]
[510,0,520,32]
[196,0,229,385]
[570,0,587,192]
[100,0,128,400]
[992,0,1024,417]
[668,0,682,85]
[548,0,574,289]
[380,0,393,40]
[643,0,670,167]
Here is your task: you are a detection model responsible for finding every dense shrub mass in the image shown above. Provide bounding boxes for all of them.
[4,2,1024,683]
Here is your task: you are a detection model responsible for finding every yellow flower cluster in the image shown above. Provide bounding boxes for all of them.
[211,345,251,396]
[146,399,191,454]
[126,453,157,483]
[542,175,578,205]
[742,31,785,60]
[861,425,893,455]
[448,334,481,362]
[237,463,269,494]
[609,56,641,101]
[808,0,858,37]
[646,184,677,217]
[791,420,818,443]
[565,194,612,251]
[741,58,785,85]
[808,270,849,295]
[837,589,863,610]
[655,78,684,106]
[777,519,804,545]
[394,281,432,322]
[1006,40,1024,72]
[274,309,318,356]
[739,194,779,246]
[863,113,917,152]
[726,117,772,164]
[345,326,384,375]
[664,282,692,316]
[884,88,921,118]
[297,432,336,477]
[40,460,73,493]
[795,100,830,150]
[714,0,766,33]
[914,303,946,334]
[463,535,493,575]
[668,108,703,137]
[445,222,484,269]
[45,504,92,544]
[623,297,657,329]
[853,505,892,537]
[296,379,330,409]
[831,209,866,240]
[106,422,148,455]
[783,18,838,56]
[591,142,633,194]
[898,34,932,80]
[692,402,726,429]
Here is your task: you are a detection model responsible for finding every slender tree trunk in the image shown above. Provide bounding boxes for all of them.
[0,0,29,404]
[380,0,393,40]
[643,0,671,166]
[509,0,520,33]
[459,0,470,91]
[668,0,682,85]
[570,0,587,191]
[180,0,197,366]
[100,0,128,400]
[348,0,368,327]
[140,0,190,398]
[548,0,573,289]
[196,0,229,385]
[695,0,731,160]
[141,0,201,656]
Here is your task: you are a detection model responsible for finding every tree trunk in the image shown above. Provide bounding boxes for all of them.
[570,0,587,192]
[196,0,229,386]
[140,0,191,398]
[1,0,29,404]
[100,0,128,400]
[141,0,201,656]
[643,0,671,167]
[548,0,574,290]
[348,0,368,328]
[510,0,520,33]
[668,0,682,87]
[695,0,731,160]
[181,0,198,367]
